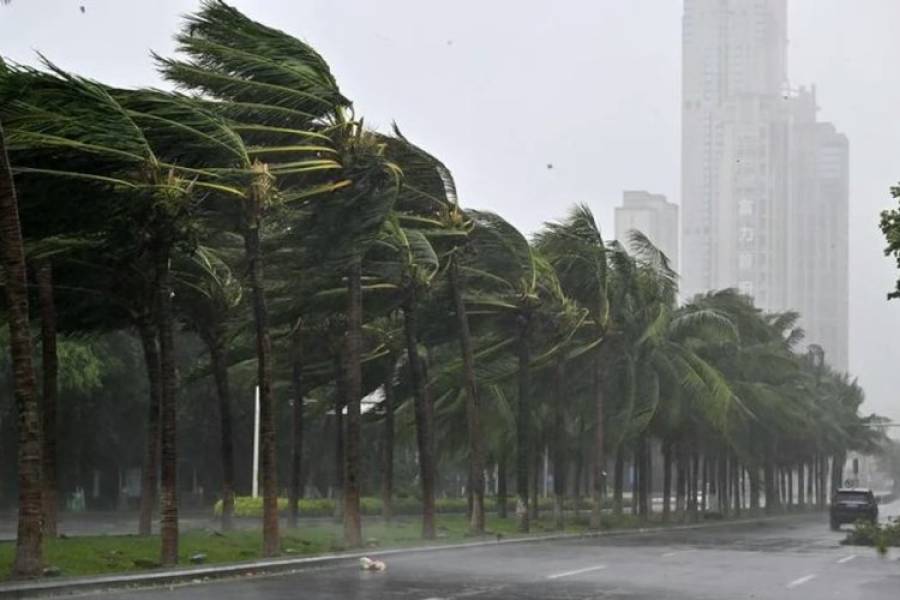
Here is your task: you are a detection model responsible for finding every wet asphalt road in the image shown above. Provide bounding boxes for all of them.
[83,502,900,600]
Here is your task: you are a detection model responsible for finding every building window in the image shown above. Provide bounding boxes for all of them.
[739,253,753,269]
[739,281,754,296]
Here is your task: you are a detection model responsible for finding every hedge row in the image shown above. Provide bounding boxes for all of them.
[213,496,599,518]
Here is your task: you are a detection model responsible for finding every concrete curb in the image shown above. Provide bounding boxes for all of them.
[0,511,822,598]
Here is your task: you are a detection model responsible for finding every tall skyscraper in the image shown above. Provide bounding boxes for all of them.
[681,0,790,310]
[615,191,679,270]
[681,0,849,368]
[787,87,849,370]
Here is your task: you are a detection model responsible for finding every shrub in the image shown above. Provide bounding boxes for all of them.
[842,517,900,554]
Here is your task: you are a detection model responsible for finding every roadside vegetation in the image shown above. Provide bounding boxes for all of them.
[842,518,900,554]
[0,0,886,580]
[0,512,652,578]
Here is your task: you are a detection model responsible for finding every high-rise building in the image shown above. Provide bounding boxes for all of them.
[614,191,679,270]
[787,87,849,370]
[681,0,849,368]
[681,0,790,310]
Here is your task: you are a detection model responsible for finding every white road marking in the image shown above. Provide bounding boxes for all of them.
[837,555,857,564]
[546,565,608,580]
[786,574,816,589]
[661,550,696,558]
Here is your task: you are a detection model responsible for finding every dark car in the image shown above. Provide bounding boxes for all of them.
[830,488,878,530]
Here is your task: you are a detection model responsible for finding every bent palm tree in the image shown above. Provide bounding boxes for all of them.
[535,205,610,528]
[0,99,43,578]
[161,0,375,549]
[1,64,248,564]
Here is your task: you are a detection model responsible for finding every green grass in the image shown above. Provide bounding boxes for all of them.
[0,512,646,580]
[215,496,600,518]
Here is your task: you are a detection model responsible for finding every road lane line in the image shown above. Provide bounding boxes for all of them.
[546,565,607,579]
[661,550,696,558]
[836,555,857,564]
[786,574,816,589]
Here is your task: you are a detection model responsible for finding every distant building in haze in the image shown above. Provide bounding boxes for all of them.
[680,0,848,369]
[615,191,679,271]
[787,86,849,371]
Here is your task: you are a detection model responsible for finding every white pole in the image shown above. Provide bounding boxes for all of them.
[252,385,260,499]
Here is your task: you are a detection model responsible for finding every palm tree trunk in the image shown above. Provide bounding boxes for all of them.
[701,456,708,512]
[641,437,651,518]
[631,445,639,516]
[288,327,304,529]
[449,259,485,534]
[332,356,344,521]
[806,460,814,507]
[1,119,44,578]
[749,466,760,512]
[831,452,845,494]
[155,246,179,566]
[689,453,700,520]
[662,442,672,523]
[789,467,795,506]
[381,359,395,522]
[552,359,566,530]
[718,454,729,517]
[37,261,59,538]
[208,332,235,532]
[515,318,531,533]
[343,258,363,546]
[497,452,508,518]
[764,453,778,514]
[242,216,279,557]
[403,292,436,540]
[530,448,540,521]
[613,445,624,516]
[797,462,805,508]
[573,444,583,519]
[590,351,605,529]
[137,316,161,536]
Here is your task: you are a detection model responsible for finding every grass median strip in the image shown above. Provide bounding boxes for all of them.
[0,510,807,581]
[0,513,652,580]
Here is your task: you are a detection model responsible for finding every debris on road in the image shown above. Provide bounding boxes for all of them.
[359,557,386,571]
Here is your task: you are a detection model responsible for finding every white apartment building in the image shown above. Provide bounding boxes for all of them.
[681,0,848,368]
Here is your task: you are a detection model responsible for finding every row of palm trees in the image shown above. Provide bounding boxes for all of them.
[0,1,882,579]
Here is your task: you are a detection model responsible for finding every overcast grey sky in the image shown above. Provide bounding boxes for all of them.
[2,0,899,421]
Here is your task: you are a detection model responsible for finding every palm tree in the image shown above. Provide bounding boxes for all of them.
[161,1,392,549]
[463,211,571,532]
[0,99,43,580]
[378,129,488,534]
[535,205,610,528]
[174,247,243,530]
[35,260,58,537]
[1,64,248,564]
[1,27,42,575]
[373,216,441,538]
